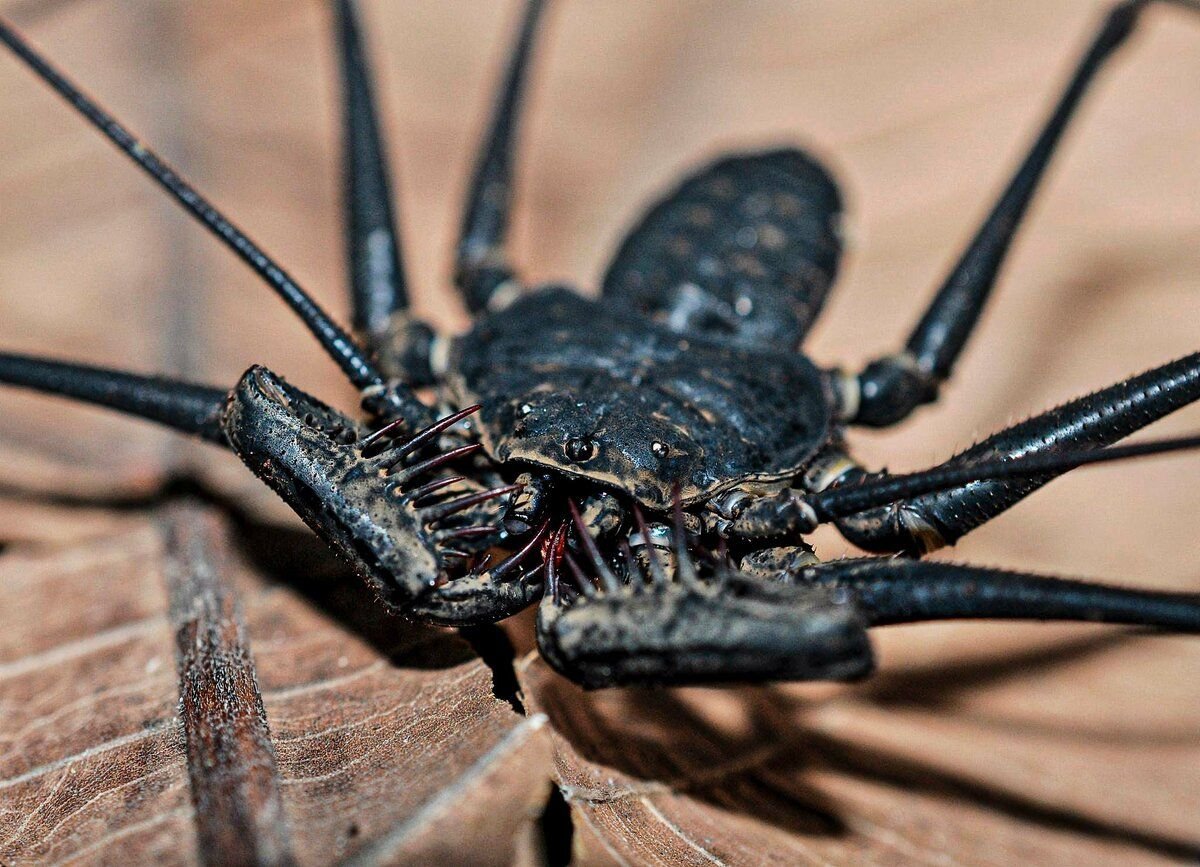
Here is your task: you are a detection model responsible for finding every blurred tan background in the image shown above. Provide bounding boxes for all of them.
[1,2,1199,861]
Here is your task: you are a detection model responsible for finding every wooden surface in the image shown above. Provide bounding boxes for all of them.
[1,1,1199,864]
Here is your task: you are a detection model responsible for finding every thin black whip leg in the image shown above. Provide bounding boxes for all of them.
[0,353,229,445]
[0,14,432,428]
[847,0,1196,426]
[333,0,434,384]
[0,17,375,391]
[799,558,1200,633]
[835,351,1200,554]
[456,0,548,313]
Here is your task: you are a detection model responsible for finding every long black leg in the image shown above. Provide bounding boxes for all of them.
[456,0,548,313]
[0,353,228,445]
[800,558,1200,632]
[0,16,431,427]
[335,0,406,342]
[0,18,374,390]
[835,351,1200,554]
[809,431,1200,521]
[334,0,433,383]
[848,0,1194,426]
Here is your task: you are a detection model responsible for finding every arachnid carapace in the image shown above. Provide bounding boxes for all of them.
[2,0,1199,689]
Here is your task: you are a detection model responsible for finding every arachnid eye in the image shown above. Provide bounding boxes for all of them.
[565,436,597,462]
[651,441,670,458]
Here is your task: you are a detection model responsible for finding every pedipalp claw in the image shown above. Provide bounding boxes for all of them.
[224,367,537,623]
[537,515,873,689]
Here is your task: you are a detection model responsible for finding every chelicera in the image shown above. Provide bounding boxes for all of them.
[2,0,1199,690]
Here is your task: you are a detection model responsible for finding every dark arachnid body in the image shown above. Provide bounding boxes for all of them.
[2,0,1200,690]
[452,285,832,508]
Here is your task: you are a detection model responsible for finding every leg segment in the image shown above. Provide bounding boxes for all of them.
[848,0,1194,426]
[456,0,548,312]
[0,18,377,392]
[0,352,228,445]
[798,558,1200,632]
[334,0,434,383]
[837,351,1200,554]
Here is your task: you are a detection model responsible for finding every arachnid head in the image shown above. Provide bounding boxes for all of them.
[221,366,543,625]
[492,387,714,507]
[535,527,874,688]
[450,288,834,513]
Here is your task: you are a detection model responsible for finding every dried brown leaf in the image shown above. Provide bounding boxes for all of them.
[0,511,553,865]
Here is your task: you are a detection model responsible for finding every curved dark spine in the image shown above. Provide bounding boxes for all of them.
[803,558,1200,632]
[0,352,229,444]
[335,0,409,340]
[456,0,547,311]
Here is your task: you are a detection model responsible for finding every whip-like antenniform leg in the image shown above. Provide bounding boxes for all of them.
[334,0,434,384]
[849,0,1196,426]
[456,0,548,312]
[335,0,407,343]
[0,14,430,427]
